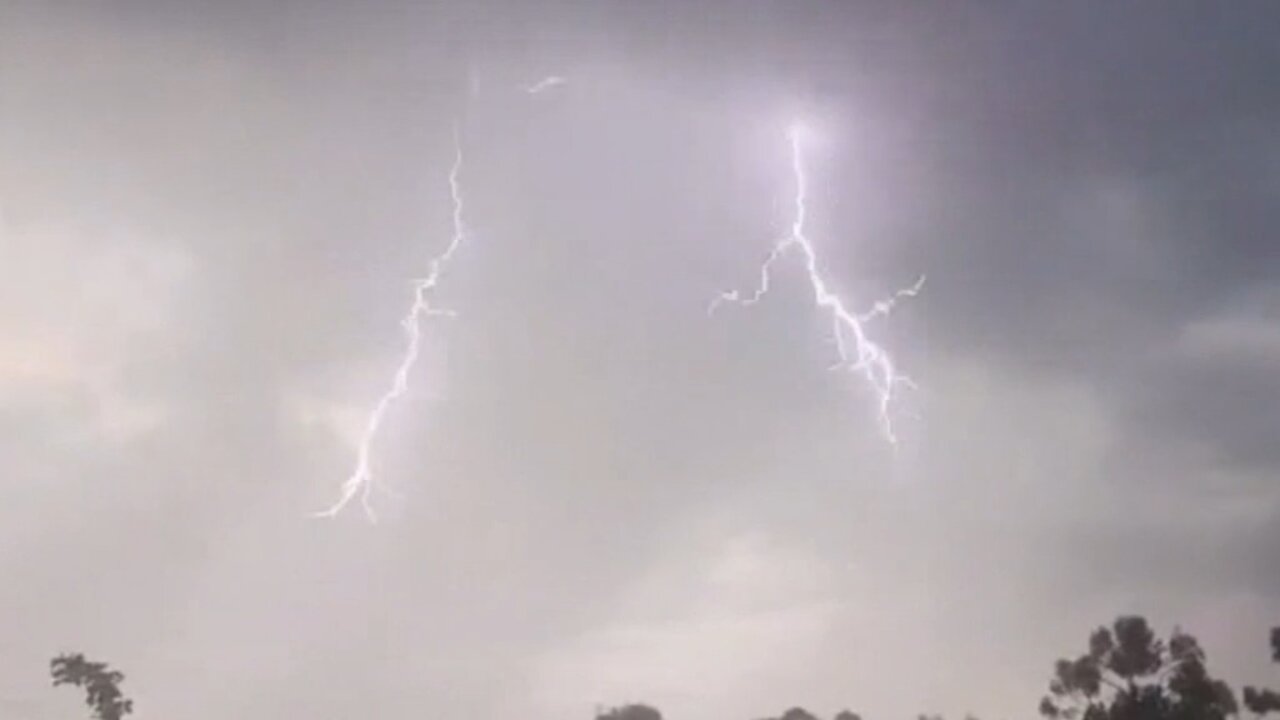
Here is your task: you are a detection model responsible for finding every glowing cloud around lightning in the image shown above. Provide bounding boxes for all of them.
[712,122,924,442]
[314,129,466,520]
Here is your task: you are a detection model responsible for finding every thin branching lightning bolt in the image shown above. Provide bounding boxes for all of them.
[711,123,924,443]
[314,126,467,521]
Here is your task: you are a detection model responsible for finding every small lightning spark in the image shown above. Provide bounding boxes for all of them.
[523,75,567,94]
[712,122,924,443]
[314,127,467,521]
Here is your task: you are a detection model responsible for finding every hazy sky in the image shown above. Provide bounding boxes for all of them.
[2,3,1278,719]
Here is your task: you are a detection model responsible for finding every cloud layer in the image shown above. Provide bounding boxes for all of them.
[1,3,1277,720]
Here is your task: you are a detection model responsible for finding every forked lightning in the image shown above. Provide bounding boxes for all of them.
[712,122,923,442]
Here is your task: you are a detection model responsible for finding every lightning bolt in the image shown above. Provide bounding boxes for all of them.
[523,75,567,94]
[711,122,924,443]
[314,126,467,521]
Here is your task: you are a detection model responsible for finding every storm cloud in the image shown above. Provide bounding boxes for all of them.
[1,3,1277,720]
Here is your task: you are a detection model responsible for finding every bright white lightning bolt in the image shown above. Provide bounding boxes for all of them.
[712,122,924,443]
[314,127,467,521]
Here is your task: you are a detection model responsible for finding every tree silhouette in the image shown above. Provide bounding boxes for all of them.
[777,708,821,720]
[1039,616,1236,720]
[1243,627,1280,717]
[50,654,133,720]
[752,709,858,720]
[751,708,869,720]
[596,703,663,720]
[598,704,865,720]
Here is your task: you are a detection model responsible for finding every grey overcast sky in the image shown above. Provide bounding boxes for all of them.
[1,2,1278,719]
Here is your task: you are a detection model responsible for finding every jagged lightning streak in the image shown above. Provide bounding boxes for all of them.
[314,127,467,521]
[712,122,924,443]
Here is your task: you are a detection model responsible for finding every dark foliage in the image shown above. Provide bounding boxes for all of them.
[775,709,820,720]
[1243,688,1280,717]
[757,710,853,720]
[1244,627,1280,717]
[50,654,133,720]
[597,704,664,720]
[1039,616,1236,720]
